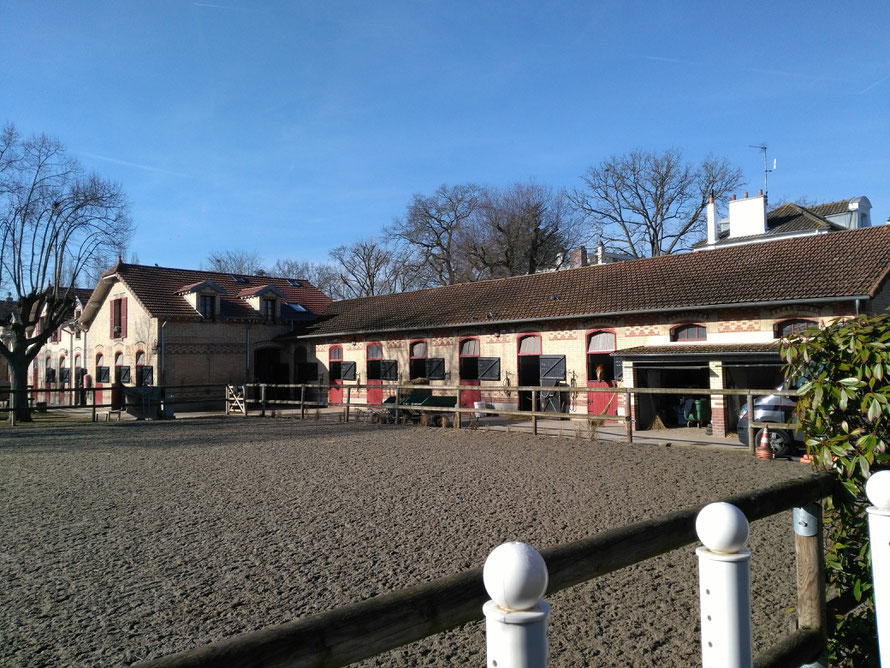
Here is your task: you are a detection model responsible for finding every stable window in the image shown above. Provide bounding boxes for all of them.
[671,324,706,341]
[478,357,501,381]
[587,330,617,382]
[518,335,542,355]
[425,358,446,380]
[115,353,131,383]
[775,319,816,338]
[136,365,153,386]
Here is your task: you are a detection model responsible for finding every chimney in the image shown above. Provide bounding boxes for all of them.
[728,191,767,239]
[706,196,718,244]
[569,247,588,268]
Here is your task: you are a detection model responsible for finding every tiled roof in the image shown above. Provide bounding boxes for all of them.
[93,263,332,322]
[616,343,782,357]
[301,225,890,338]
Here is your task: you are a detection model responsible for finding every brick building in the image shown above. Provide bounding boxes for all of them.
[293,212,890,438]
[75,262,331,407]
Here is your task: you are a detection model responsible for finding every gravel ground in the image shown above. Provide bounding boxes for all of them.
[0,418,810,666]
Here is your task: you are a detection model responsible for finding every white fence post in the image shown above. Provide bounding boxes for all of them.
[867,469,890,666]
[696,502,752,668]
[483,542,550,668]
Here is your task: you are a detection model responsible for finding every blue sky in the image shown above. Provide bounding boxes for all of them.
[3,1,889,273]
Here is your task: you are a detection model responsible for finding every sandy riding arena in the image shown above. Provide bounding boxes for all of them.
[1,418,807,666]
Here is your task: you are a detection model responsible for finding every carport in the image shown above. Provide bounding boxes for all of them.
[615,343,783,434]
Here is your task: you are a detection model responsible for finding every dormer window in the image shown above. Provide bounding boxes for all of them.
[671,324,706,341]
[199,294,215,320]
[111,298,127,339]
[262,298,276,322]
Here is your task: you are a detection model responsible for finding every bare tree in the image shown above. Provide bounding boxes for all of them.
[467,182,586,277]
[569,149,744,258]
[390,183,481,286]
[0,124,132,422]
[328,238,401,299]
[204,249,266,275]
[270,257,339,296]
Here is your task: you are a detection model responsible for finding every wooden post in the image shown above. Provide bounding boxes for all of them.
[243,385,248,417]
[793,502,826,639]
[261,384,267,417]
[345,386,351,423]
[624,390,633,443]
[91,388,97,422]
[747,392,756,456]
[300,385,306,419]
[395,386,401,425]
[454,388,461,430]
[531,390,538,436]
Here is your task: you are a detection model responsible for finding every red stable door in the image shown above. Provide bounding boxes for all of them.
[587,331,619,421]
[328,346,344,405]
[366,343,383,406]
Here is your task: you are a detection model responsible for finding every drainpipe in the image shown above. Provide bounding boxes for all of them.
[246,323,252,381]
[160,320,168,384]
[856,298,861,316]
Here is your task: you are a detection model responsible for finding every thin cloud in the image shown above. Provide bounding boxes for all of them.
[859,73,890,94]
[82,153,190,178]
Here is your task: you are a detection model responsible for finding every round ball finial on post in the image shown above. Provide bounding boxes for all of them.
[483,541,549,611]
[866,469,890,510]
[483,542,551,667]
[696,502,750,554]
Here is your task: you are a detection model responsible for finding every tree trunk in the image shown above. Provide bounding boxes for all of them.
[7,347,33,423]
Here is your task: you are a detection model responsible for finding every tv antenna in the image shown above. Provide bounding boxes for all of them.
[749,144,776,202]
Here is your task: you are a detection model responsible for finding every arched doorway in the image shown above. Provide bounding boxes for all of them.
[517,334,541,411]
[587,330,618,419]
[458,337,481,408]
[366,342,383,406]
[328,346,343,405]
[255,347,288,398]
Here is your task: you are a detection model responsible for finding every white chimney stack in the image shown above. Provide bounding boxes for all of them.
[706,196,718,244]
[728,191,767,238]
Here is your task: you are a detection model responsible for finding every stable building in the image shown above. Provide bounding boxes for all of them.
[77,262,331,407]
[293,217,890,438]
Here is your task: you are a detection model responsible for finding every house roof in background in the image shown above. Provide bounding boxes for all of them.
[694,198,857,248]
[299,225,890,338]
[82,263,332,324]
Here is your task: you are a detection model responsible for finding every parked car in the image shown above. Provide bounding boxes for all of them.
[736,382,803,457]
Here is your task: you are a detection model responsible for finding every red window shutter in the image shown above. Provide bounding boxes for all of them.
[110,300,116,339]
[122,298,128,339]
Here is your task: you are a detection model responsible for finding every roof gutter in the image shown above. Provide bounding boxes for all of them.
[295,294,869,340]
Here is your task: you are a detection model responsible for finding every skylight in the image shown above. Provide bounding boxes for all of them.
[287,278,303,288]
[232,274,247,284]
[287,303,308,312]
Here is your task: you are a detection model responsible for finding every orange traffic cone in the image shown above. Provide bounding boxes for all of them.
[756,426,773,460]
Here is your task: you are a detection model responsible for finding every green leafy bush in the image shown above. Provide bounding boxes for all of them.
[782,312,890,665]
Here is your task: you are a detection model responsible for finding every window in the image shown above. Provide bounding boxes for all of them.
[587,331,617,382]
[111,297,127,339]
[587,331,616,353]
[199,294,215,320]
[410,340,427,379]
[287,279,303,288]
[380,360,398,380]
[518,335,542,355]
[232,274,247,284]
[671,324,707,341]
[261,298,276,322]
[775,319,816,338]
